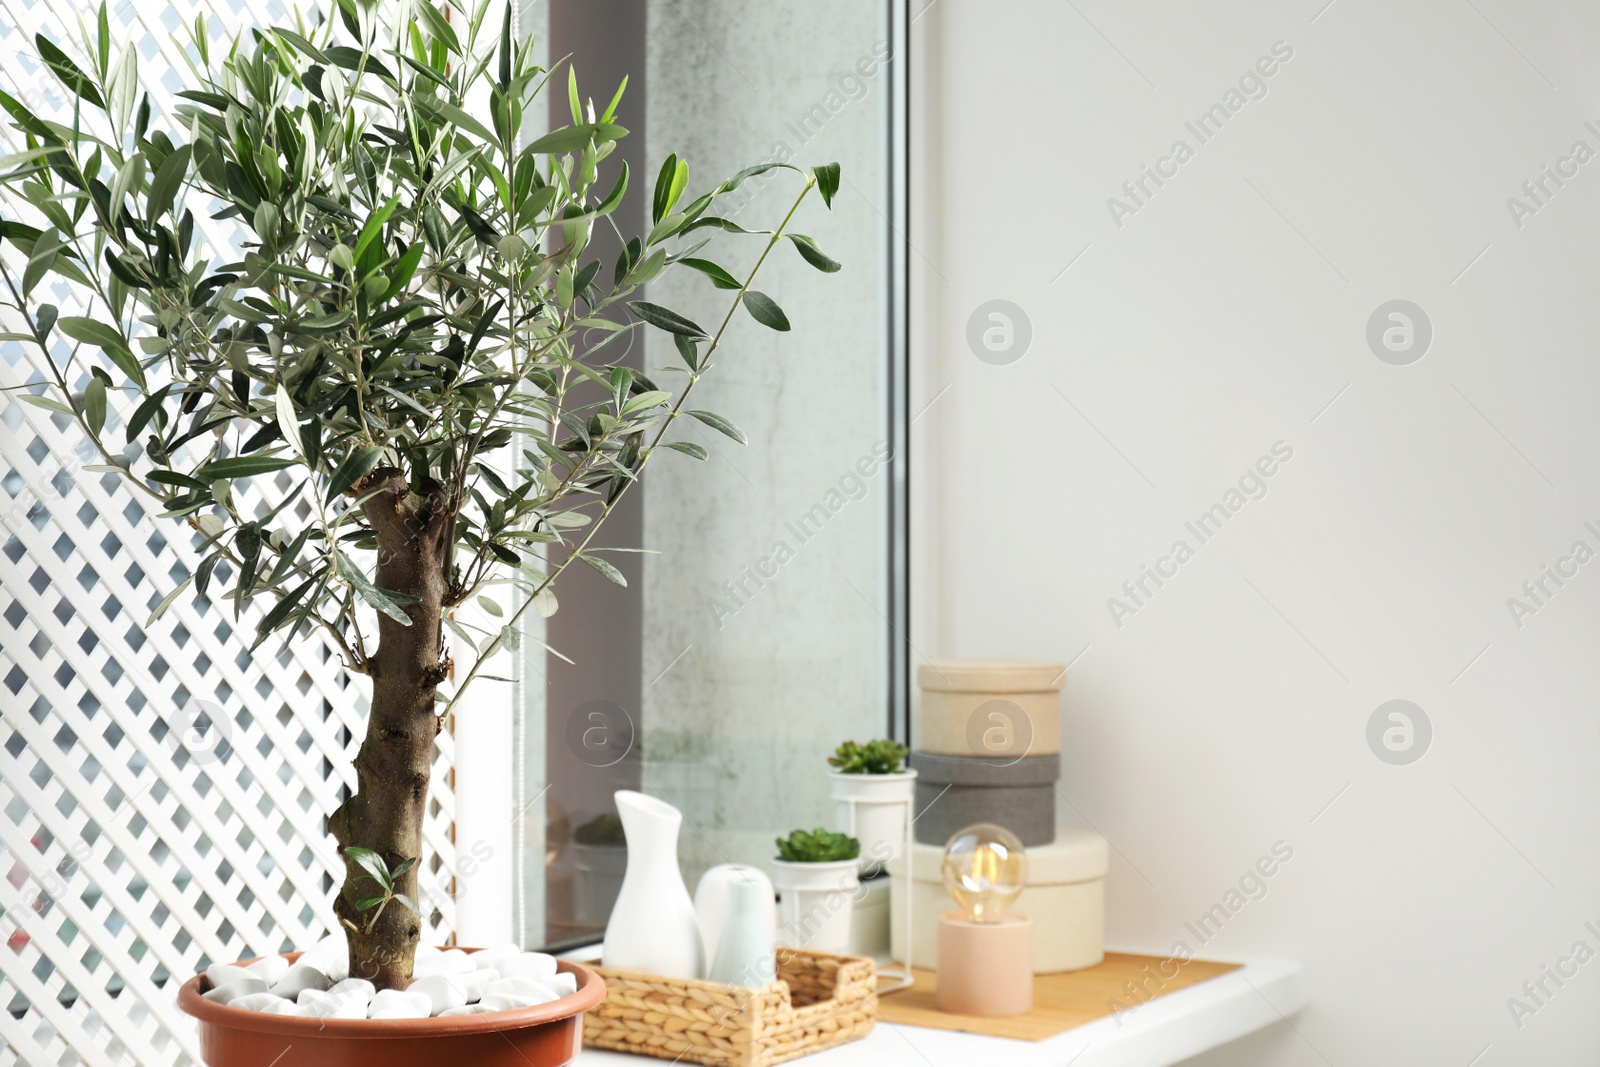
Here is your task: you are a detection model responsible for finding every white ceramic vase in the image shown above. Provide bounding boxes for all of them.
[707,879,777,987]
[694,864,776,963]
[830,769,917,875]
[602,791,705,978]
[770,858,859,954]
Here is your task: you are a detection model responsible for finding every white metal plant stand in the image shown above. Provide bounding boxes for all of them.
[833,783,915,993]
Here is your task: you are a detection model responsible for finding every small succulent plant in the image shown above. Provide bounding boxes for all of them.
[573,812,626,846]
[775,828,860,863]
[828,739,910,775]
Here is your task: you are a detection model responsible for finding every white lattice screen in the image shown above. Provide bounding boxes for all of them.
[0,2,458,1064]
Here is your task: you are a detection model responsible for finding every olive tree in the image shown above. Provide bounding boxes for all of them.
[0,0,838,988]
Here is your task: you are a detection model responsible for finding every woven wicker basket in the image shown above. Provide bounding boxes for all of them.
[582,948,877,1066]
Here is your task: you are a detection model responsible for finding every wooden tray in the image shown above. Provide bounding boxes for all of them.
[876,952,1242,1041]
[582,948,876,1066]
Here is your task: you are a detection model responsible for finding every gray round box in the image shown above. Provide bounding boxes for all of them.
[910,751,1059,847]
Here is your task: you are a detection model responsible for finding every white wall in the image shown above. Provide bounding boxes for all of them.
[913,1,1600,1063]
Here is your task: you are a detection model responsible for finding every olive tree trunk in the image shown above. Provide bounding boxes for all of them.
[327,470,452,990]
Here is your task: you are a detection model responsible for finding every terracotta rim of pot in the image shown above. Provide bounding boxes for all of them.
[177,948,605,1037]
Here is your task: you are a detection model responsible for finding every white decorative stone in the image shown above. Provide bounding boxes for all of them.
[327,977,376,1002]
[314,977,376,1018]
[470,944,521,972]
[368,989,432,1019]
[409,974,469,1016]
[486,972,582,1004]
[201,977,268,1004]
[205,964,260,990]
[270,961,333,999]
[483,974,573,1005]
[485,976,543,999]
[412,944,443,974]
[434,949,475,974]
[245,955,291,985]
[454,969,498,1003]
[497,952,558,980]
[300,932,351,982]
[230,992,295,1014]
[438,1004,496,1017]
[297,989,368,1019]
[479,992,538,1011]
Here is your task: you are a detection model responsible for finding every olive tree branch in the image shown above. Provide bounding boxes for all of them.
[440,173,816,716]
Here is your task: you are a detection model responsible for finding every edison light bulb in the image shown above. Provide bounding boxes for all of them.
[941,823,1027,924]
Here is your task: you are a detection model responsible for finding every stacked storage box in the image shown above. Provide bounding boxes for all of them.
[912,659,1065,844]
[892,660,1108,973]
[890,829,1107,973]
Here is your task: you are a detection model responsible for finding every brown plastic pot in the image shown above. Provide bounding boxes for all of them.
[177,948,605,1067]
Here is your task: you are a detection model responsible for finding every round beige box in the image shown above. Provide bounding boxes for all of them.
[888,828,1107,973]
[917,660,1064,758]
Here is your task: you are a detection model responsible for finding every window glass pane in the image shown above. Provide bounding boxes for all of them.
[519,1,896,947]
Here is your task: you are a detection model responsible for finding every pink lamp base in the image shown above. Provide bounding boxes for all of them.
[935,913,1034,1016]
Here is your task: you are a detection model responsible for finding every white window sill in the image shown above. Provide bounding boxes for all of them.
[573,955,1305,1066]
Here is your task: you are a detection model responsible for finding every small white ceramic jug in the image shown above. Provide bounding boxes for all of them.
[694,864,776,962]
[707,878,777,987]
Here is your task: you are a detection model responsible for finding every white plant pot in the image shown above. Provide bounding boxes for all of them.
[830,770,916,874]
[769,858,860,954]
[602,791,705,978]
